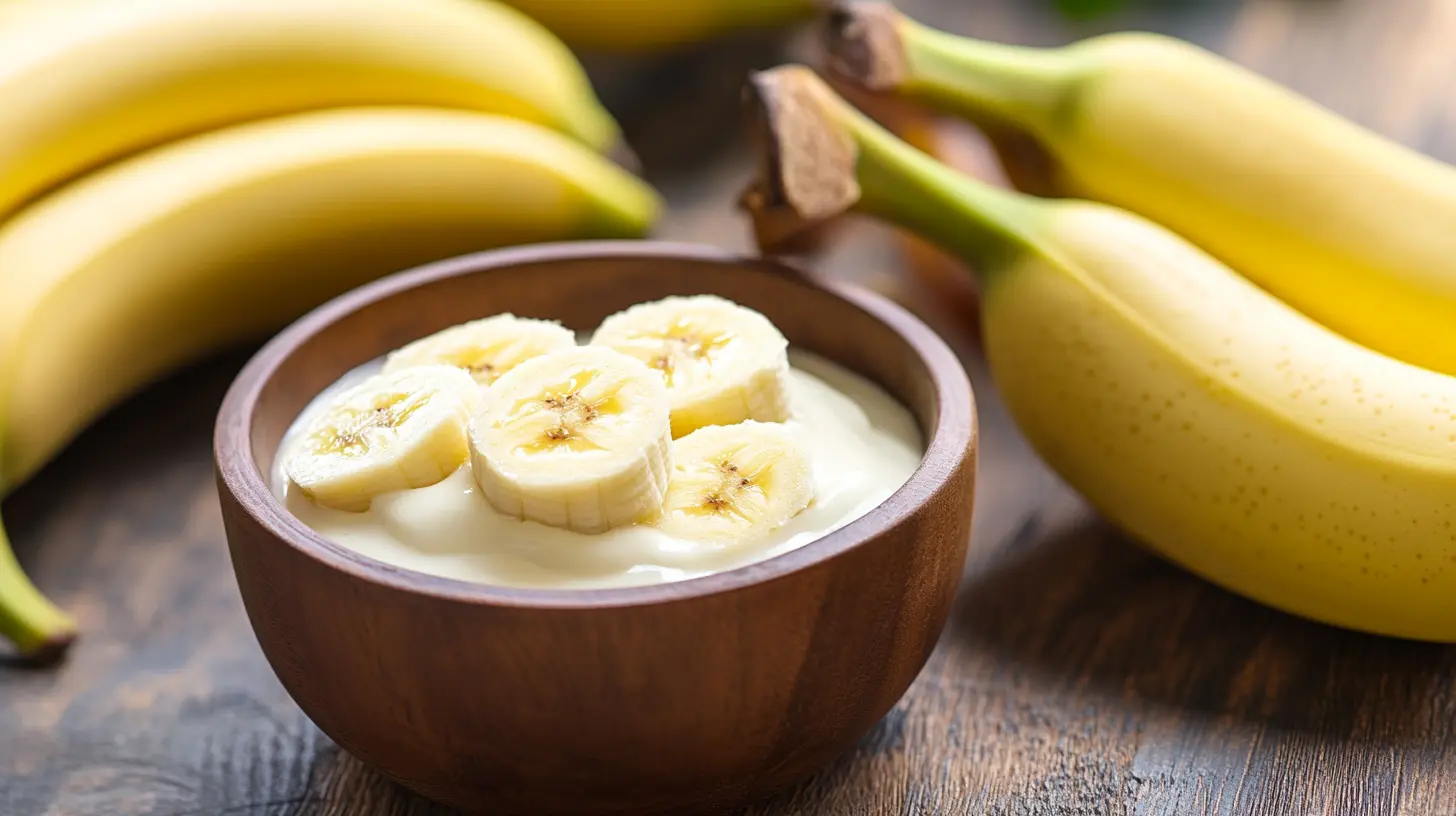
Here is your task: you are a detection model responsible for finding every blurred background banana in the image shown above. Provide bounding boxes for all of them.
[0,0,624,223]
[0,108,658,494]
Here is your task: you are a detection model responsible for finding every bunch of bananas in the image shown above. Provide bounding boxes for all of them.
[742,3,1456,641]
[0,0,672,661]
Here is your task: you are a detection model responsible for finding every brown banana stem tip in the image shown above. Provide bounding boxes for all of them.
[13,630,76,669]
[737,185,818,255]
[822,1,907,91]
[738,68,860,255]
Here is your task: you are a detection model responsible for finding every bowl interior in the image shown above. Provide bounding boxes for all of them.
[234,241,963,599]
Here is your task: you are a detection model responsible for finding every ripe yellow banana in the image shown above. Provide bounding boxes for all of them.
[743,67,1456,641]
[822,2,1456,374]
[0,107,660,659]
[0,0,622,223]
[502,0,818,52]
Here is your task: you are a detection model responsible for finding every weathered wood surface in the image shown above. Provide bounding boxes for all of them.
[5,1,1456,814]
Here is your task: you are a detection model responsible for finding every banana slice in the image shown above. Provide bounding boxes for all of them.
[468,346,672,534]
[655,421,814,548]
[382,314,577,387]
[590,295,792,437]
[286,365,481,512]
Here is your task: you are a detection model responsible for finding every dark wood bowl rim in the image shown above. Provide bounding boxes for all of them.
[215,241,975,609]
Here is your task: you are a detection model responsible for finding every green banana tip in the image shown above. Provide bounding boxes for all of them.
[821,0,907,92]
[0,520,78,668]
[1,597,77,668]
[738,66,863,255]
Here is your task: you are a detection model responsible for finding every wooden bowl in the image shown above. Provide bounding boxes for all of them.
[213,241,977,815]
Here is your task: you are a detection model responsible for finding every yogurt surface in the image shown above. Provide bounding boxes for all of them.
[272,349,924,589]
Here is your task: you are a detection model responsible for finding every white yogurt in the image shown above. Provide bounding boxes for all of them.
[271,350,924,589]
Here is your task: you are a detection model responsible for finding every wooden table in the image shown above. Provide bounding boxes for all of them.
[6,1,1456,814]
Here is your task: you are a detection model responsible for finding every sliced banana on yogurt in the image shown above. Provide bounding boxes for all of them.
[590,295,792,437]
[655,421,814,548]
[468,346,672,534]
[285,365,481,512]
[382,314,576,386]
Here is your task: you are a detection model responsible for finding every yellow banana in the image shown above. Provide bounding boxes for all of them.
[0,107,660,659]
[0,0,621,223]
[502,0,817,52]
[743,67,1456,642]
[822,2,1456,374]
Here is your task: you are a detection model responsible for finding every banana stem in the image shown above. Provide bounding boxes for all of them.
[854,123,1042,270]
[0,513,76,665]
[742,65,1043,273]
[823,1,1076,132]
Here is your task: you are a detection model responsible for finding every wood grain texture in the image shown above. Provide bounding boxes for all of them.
[5,0,1456,814]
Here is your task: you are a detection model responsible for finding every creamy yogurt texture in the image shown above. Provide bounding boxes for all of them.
[272,349,923,589]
